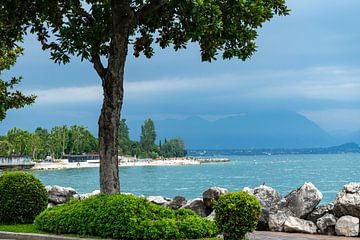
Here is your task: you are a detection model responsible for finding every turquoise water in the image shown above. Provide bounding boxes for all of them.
[31,153,360,203]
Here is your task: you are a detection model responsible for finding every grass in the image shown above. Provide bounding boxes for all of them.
[0,223,220,239]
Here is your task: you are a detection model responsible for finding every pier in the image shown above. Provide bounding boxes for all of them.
[0,156,35,170]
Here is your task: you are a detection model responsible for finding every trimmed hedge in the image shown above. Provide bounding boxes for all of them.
[35,194,217,239]
[0,171,48,224]
[214,191,262,240]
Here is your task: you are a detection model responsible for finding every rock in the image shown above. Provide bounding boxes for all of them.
[334,183,360,218]
[242,187,254,195]
[284,182,323,218]
[269,211,292,232]
[335,215,359,237]
[202,187,228,209]
[306,203,334,223]
[147,196,170,206]
[283,216,318,234]
[79,190,101,200]
[167,196,187,210]
[47,185,78,204]
[316,213,337,235]
[252,185,282,230]
[206,210,216,221]
[181,198,209,217]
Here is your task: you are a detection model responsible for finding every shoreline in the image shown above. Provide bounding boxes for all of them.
[31,158,229,170]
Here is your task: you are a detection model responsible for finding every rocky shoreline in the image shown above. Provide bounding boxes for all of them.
[45,182,360,238]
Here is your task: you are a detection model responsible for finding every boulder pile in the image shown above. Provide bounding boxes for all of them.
[45,182,360,237]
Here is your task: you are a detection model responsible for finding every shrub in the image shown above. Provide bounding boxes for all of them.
[214,191,261,240]
[35,194,217,239]
[0,171,48,224]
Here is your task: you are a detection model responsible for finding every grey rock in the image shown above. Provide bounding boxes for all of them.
[283,216,318,234]
[334,183,360,218]
[306,203,334,223]
[181,198,209,217]
[252,185,282,230]
[284,182,323,218]
[79,190,101,200]
[335,215,359,237]
[269,211,292,232]
[206,210,216,221]
[316,213,337,235]
[202,187,228,209]
[242,187,254,195]
[168,196,187,210]
[147,196,171,206]
[47,185,78,204]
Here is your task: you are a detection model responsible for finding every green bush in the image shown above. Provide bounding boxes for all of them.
[0,171,48,224]
[35,194,217,239]
[214,191,261,240]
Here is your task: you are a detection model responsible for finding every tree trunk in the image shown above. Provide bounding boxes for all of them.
[98,0,133,194]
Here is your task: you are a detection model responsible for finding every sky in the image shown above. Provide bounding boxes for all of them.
[1,0,360,136]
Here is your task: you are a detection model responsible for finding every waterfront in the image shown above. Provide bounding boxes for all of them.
[31,153,360,203]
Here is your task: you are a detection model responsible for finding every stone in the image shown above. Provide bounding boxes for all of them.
[269,211,291,232]
[252,185,282,230]
[335,215,359,237]
[306,203,334,223]
[334,183,360,218]
[167,196,187,210]
[202,187,228,209]
[283,216,318,234]
[206,210,216,221]
[316,213,337,235]
[147,196,170,206]
[79,190,101,200]
[181,198,209,217]
[284,182,323,218]
[47,185,78,204]
[242,187,254,195]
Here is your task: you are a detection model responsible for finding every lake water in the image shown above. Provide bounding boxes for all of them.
[31,153,360,203]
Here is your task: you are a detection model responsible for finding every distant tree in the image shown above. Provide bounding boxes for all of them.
[6,128,32,156]
[118,119,131,156]
[0,44,35,121]
[160,138,186,158]
[49,126,69,159]
[0,140,12,156]
[140,119,157,157]
[31,127,50,160]
[1,0,289,194]
[67,125,98,154]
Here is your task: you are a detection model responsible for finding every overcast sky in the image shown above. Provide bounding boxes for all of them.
[1,0,360,135]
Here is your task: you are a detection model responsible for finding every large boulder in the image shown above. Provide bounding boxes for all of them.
[202,187,228,210]
[46,185,77,204]
[306,203,334,223]
[252,185,282,230]
[167,196,187,210]
[335,215,359,237]
[284,182,323,218]
[147,196,170,206]
[316,213,337,235]
[181,198,209,217]
[283,216,318,234]
[334,183,360,218]
[268,211,292,232]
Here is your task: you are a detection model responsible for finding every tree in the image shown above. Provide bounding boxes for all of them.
[140,118,157,157]
[67,125,98,154]
[118,119,131,156]
[0,44,35,121]
[160,138,186,158]
[6,128,32,156]
[1,0,289,193]
[49,126,69,159]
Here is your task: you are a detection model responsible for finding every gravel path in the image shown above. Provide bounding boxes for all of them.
[249,231,354,240]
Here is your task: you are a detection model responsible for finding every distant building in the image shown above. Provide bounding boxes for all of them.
[62,154,100,163]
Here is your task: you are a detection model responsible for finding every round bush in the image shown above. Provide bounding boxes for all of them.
[35,194,217,239]
[0,171,48,223]
[214,191,262,240]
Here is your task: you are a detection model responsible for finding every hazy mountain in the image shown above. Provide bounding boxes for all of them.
[128,111,334,149]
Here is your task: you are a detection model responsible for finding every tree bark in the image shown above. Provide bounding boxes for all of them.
[98,0,134,194]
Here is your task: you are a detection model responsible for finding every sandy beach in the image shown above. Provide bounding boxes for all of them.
[31,158,229,170]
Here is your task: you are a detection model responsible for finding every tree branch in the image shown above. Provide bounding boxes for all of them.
[134,0,169,25]
[91,54,106,79]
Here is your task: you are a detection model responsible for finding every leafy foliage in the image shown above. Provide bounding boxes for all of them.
[214,191,262,240]
[0,172,48,224]
[140,118,158,157]
[0,44,36,121]
[160,138,186,158]
[35,194,217,239]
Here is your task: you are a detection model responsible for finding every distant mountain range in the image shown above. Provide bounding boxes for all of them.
[128,111,360,149]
